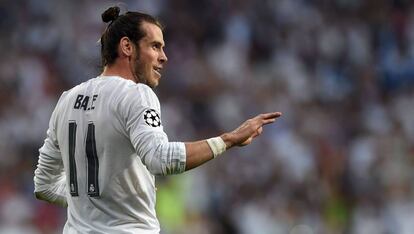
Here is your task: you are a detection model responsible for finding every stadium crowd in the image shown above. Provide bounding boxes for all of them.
[1,0,414,233]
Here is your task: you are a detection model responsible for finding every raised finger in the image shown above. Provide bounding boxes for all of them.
[261,112,282,119]
[255,112,282,121]
[261,118,277,126]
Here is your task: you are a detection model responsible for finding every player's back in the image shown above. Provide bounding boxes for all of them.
[54,76,160,233]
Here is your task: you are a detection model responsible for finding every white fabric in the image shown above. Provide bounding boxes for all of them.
[206,137,226,158]
[34,76,186,234]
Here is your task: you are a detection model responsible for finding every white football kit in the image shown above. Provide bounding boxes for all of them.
[34,76,187,234]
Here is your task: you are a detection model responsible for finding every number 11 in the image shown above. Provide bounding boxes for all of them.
[68,121,100,197]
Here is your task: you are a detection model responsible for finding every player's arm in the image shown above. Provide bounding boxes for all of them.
[124,86,282,175]
[130,111,281,175]
[34,146,67,207]
[33,102,67,207]
[184,112,282,170]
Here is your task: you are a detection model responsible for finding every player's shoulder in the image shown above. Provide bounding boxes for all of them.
[113,78,159,102]
[134,83,160,108]
[62,77,97,96]
[135,83,158,100]
[60,76,160,108]
[100,76,155,95]
[120,81,161,113]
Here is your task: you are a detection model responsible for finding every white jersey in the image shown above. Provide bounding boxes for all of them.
[34,76,186,234]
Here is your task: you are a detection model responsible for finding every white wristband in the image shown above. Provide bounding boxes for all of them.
[206,137,227,158]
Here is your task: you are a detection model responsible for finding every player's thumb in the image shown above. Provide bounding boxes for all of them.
[252,127,263,138]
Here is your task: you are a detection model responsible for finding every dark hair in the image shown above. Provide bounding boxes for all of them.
[100,6,163,66]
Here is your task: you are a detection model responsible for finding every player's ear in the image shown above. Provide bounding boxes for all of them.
[119,37,134,57]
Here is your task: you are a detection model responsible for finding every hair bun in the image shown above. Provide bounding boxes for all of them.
[102,6,120,23]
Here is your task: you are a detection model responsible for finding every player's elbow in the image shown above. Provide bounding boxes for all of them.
[34,191,43,200]
[146,157,186,176]
[34,190,68,207]
[34,189,50,202]
[162,159,186,176]
[144,142,186,176]
[34,190,49,204]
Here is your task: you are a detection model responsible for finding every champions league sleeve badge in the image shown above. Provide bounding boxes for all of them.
[143,109,161,127]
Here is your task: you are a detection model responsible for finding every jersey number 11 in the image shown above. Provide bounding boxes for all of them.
[68,121,100,197]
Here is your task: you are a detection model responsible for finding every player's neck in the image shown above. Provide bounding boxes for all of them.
[101,62,136,82]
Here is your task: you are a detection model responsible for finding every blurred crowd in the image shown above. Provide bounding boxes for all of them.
[1,0,414,233]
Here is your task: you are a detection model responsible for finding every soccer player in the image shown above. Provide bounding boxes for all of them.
[33,6,282,234]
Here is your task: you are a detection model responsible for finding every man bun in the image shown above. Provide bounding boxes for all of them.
[102,6,120,23]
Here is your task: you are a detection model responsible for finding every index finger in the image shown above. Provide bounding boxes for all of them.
[259,112,282,120]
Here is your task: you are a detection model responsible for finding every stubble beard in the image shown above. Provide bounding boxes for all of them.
[131,47,159,89]
[134,61,158,89]
[130,52,148,86]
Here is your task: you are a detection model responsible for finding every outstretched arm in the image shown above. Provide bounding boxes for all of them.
[125,86,283,175]
[184,112,282,170]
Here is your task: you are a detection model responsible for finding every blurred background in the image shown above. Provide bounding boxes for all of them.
[1,0,414,233]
